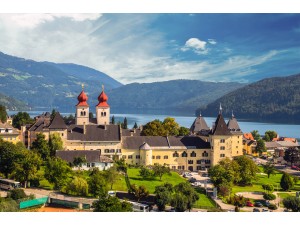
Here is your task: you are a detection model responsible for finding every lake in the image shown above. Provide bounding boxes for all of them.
[7,110,300,139]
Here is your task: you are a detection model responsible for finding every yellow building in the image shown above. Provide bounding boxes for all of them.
[0,121,20,144]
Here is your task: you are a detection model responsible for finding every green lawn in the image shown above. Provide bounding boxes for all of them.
[193,187,217,209]
[231,167,300,194]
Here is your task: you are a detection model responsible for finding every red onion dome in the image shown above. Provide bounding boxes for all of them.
[96,85,109,107]
[76,90,89,106]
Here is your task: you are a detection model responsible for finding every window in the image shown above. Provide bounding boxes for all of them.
[237,151,239,154]
[128,155,133,159]
[205,160,211,164]
[190,151,196,157]
[220,154,225,158]
[104,149,109,153]
[105,163,108,166]
[156,156,161,159]
[87,163,90,167]
[202,151,208,157]
[136,155,140,159]
[61,133,64,137]
[104,112,106,116]
[109,149,115,153]
[196,166,202,170]
[164,155,168,159]
[196,160,201,164]
[92,163,95,167]
[220,146,225,150]
[178,166,182,170]
[181,151,187,157]
[101,112,103,116]
[152,156,155,159]
[172,166,176,170]
[188,160,193,164]
[173,151,179,157]
[122,155,127,159]
[220,139,225,143]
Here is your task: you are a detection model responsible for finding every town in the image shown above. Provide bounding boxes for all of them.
[0,85,299,212]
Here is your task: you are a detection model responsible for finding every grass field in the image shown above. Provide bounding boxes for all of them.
[231,167,300,194]
[193,187,217,209]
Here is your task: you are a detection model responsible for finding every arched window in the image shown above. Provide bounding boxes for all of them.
[83,111,86,116]
[181,151,187,157]
[104,112,106,116]
[202,151,208,157]
[101,112,103,116]
[173,151,179,157]
[80,111,84,116]
[190,151,196,157]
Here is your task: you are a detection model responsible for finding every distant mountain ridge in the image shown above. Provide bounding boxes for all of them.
[0,51,122,110]
[0,93,29,111]
[198,73,300,123]
[107,80,244,112]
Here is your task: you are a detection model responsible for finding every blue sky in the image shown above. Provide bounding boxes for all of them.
[0,13,299,84]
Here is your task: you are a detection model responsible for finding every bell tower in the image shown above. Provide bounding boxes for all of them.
[76,84,89,125]
[96,85,110,125]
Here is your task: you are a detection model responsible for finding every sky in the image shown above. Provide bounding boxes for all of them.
[0,13,299,84]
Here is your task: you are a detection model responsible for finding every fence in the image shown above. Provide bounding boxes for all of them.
[19,197,48,209]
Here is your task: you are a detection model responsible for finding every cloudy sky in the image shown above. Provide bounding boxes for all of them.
[0,13,299,84]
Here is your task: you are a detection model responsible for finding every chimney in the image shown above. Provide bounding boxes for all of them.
[83,122,86,135]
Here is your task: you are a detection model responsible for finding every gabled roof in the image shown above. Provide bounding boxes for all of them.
[48,112,67,129]
[244,133,254,140]
[139,142,151,150]
[190,115,210,133]
[56,150,113,163]
[67,124,120,142]
[211,113,231,135]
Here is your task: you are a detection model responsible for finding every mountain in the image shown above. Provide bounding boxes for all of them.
[0,51,122,111]
[0,93,30,111]
[106,80,244,113]
[198,73,300,123]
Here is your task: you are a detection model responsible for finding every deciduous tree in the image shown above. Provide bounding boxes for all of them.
[31,133,50,161]
[49,133,63,157]
[130,184,149,202]
[65,176,89,196]
[283,147,300,166]
[88,170,108,198]
[12,112,34,129]
[152,164,171,181]
[0,140,18,178]
[105,166,119,190]
[0,105,7,123]
[263,162,276,178]
[234,155,259,185]
[154,183,173,211]
[251,130,261,141]
[283,196,300,212]
[92,195,132,212]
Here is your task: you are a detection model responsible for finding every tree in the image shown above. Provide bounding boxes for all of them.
[31,133,50,161]
[114,158,127,174]
[130,184,149,202]
[174,182,199,212]
[123,117,128,129]
[263,162,276,178]
[0,105,7,123]
[73,156,87,168]
[12,112,34,129]
[12,150,42,188]
[50,109,56,120]
[88,170,108,197]
[89,112,94,119]
[283,147,300,166]
[141,119,164,136]
[133,122,138,129]
[48,133,63,157]
[171,193,188,212]
[0,140,18,178]
[111,115,115,125]
[262,184,274,194]
[255,139,267,155]
[283,196,300,212]
[162,117,180,136]
[234,155,259,185]
[63,114,74,124]
[152,164,171,181]
[280,172,294,191]
[154,183,173,211]
[0,198,19,212]
[8,188,27,200]
[251,130,261,141]
[178,126,190,136]
[263,130,278,142]
[44,157,72,190]
[65,176,89,196]
[139,166,153,180]
[105,166,119,190]
[92,195,132,212]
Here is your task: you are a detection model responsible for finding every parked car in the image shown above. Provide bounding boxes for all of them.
[291,165,300,171]
[253,208,260,212]
[262,201,270,207]
[246,201,254,207]
[201,173,209,177]
[254,202,263,207]
[262,209,269,212]
[189,177,197,183]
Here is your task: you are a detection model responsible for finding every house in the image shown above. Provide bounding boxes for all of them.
[56,150,113,170]
[0,120,20,144]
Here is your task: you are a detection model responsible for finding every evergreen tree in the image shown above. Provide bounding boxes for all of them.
[280,172,294,191]
[89,112,94,119]
[133,122,138,129]
[111,115,115,125]
[50,109,56,120]
[251,130,261,141]
[0,105,7,123]
[123,117,128,129]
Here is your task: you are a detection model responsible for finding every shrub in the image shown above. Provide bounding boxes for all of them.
[8,189,27,200]
[263,193,276,200]
[268,203,278,210]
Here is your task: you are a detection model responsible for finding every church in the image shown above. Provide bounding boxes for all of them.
[23,85,244,171]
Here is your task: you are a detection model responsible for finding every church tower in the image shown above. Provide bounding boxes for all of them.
[76,84,89,125]
[96,85,110,125]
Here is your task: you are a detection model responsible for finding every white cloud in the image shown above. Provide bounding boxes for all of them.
[181,38,208,55]
[208,39,217,45]
[0,14,101,28]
